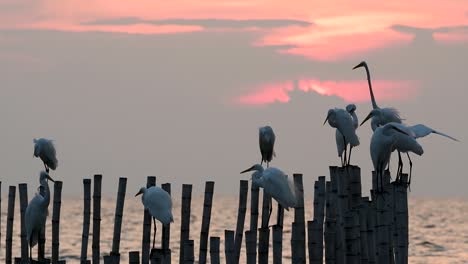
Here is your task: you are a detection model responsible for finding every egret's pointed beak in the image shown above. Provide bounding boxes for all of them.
[323,113,331,126]
[47,175,55,182]
[135,190,143,197]
[352,61,366,70]
[240,165,256,174]
[360,112,373,126]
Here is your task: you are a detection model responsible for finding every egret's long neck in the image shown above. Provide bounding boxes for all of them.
[40,179,51,207]
[363,64,378,109]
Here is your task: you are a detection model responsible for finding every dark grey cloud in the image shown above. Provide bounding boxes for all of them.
[82,17,312,28]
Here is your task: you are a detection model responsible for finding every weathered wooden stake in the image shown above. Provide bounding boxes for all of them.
[234,180,248,263]
[366,199,377,264]
[142,176,156,264]
[129,252,140,264]
[6,186,16,264]
[92,174,102,264]
[198,181,214,264]
[81,179,92,264]
[52,181,63,263]
[224,230,235,264]
[183,240,194,264]
[394,174,409,264]
[258,227,269,264]
[359,198,370,264]
[311,176,326,264]
[245,230,256,264]
[292,173,306,264]
[161,183,172,264]
[272,225,283,264]
[324,181,336,264]
[108,177,127,263]
[209,237,220,264]
[18,183,28,262]
[179,184,192,264]
[249,184,260,262]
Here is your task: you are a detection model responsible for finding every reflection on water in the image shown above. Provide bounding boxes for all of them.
[1,197,467,263]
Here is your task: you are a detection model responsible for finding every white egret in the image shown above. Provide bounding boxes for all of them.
[325,108,360,166]
[240,164,296,226]
[353,61,402,130]
[335,104,359,166]
[135,186,174,249]
[259,126,276,168]
[25,171,54,261]
[370,123,419,192]
[33,138,58,173]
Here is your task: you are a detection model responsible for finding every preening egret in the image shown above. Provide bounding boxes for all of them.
[33,138,58,173]
[335,104,359,166]
[370,123,418,192]
[240,164,296,226]
[136,186,174,249]
[259,126,276,168]
[25,171,54,261]
[325,108,360,166]
[353,61,402,130]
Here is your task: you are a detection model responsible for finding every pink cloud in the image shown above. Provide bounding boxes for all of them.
[433,31,468,44]
[236,79,419,106]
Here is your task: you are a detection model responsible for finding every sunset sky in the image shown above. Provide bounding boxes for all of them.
[0,0,467,197]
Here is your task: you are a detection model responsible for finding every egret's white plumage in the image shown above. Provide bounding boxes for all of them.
[33,138,58,172]
[25,171,54,259]
[407,124,458,141]
[259,126,276,167]
[136,186,173,249]
[336,104,359,163]
[241,164,296,213]
[353,61,403,131]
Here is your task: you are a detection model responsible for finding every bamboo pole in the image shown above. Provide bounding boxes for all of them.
[373,171,390,264]
[234,180,248,263]
[92,174,102,264]
[260,190,271,228]
[249,183,259,262]
[293,173,306,264]
[272,225,283,264]
[359,198,369,264]
[245,230,256,264]
[18,183,28,262]
[129,252,140,264]
[38,185,46,261]
[161,183,172,264]
[179,184,192,264]
[324,181,336,264]
[307,221,319,264]
[5,186,16,264]
[291,222,305,264]
[258,227,269,264]
[198,181,214,264]
[110,177,127,261]
[394,174,408,264]
[348,166,362,209]
[224,230,235,264]
[312,176,326,263]
[142,176,156,264]
[81,179,92,264]
[210,237,220,264]
[344,210,360,264]
[366,199,377,264]
[52,181,63,263]
[183,240,194,264]
[334,166,348,264]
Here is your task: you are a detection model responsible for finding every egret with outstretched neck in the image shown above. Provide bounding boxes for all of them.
[33,138,58,173]
[240,164,296,226]
[259,126,276,168]
[25,171,55,262]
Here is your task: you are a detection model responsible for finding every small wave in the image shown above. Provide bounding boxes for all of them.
[417,241,446,252]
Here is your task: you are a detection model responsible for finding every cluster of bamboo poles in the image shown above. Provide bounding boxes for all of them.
[0,165,409,264]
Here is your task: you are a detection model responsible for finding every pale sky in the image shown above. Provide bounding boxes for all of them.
[0,0,467,198]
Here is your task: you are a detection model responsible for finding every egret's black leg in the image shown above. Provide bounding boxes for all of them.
[343,136,347,166]
[277,204,283,227]
[152,217,157,249]
[340,155,344,167]
[407,153,413,191]
[397,151,403,183]
[348,146,353,166]
[29,245,32,262]
[267,202,272,227]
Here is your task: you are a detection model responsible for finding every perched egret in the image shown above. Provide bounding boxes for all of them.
[324,108,360,166]
[353,61,402,130]
[240,164,296,226]
[370,123,420,192]
[259,126,276,168]
[136,186,174,249]
[25,171,54,261]
[33,138,58,173]
[335,104,359,166]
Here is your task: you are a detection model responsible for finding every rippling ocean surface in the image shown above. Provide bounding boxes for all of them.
[1,197,467,263]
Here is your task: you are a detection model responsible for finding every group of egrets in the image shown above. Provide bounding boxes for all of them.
[325,61,458,192]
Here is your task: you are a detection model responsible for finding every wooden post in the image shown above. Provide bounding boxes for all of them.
[142,176,156,264]
[110,177,127,261]
[18,183,28,262]
[373,171,390,264]
[272,225,283,264]
[249,184,260,262]
[359,198,369,264]
[81,179,92,264]
[129,251,140,264]
[198,181,214,264]
[209,237,220,264]
[6,186,16,264]
[366,199,377,264]
[308,220,323,264]
[334,166,348,264]
[291,222,305,264]
[183,240,194,264]
[348,166,362,209]
[92,174,102,264]
[292,173,306,264]
[52,181,63,263]
[245,230,256,264]
[394,174,409,264]
[312,176,326,263]
[161,183,172,264]
[224,230,235,264]
[344,210,360,264]
[179,184,192,264]
[259,189,271,264]
[324,181,336,264]
[233,180,248,263]
[38,184,46,261]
